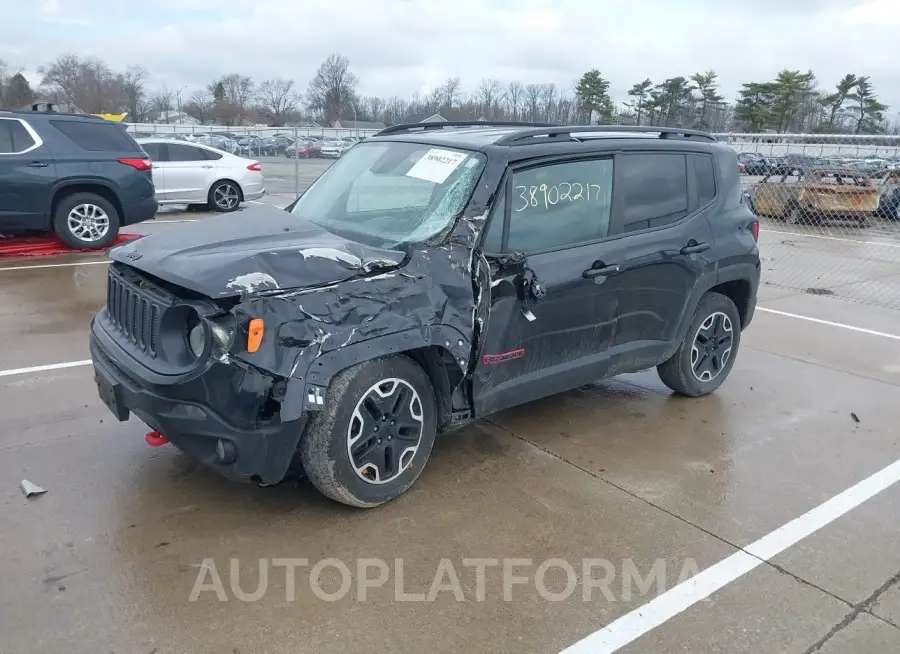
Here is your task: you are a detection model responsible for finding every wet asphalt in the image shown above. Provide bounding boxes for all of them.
[2,172,900,653]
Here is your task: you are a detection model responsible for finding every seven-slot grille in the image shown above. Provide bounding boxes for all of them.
[106,270,161,356]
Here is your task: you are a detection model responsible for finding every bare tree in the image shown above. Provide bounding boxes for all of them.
[305,53,358,124]
[524,84,542,121]
[439,77,462,109]
[540,83,557,122]
[150,87,174,121]
[182,91,212,124]
[256,78,298,126]
[506,81,523,120]
[476,78,503,118]
[365,96,385,122]
[122,65,148,121]
[38,54,128,113]
[207,73,254,125]
[383,96,407,124]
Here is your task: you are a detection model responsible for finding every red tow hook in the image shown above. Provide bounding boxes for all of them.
[145,431,169,447]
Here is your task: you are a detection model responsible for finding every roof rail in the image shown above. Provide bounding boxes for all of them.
[494,125,717,146]
[374,120,557,137]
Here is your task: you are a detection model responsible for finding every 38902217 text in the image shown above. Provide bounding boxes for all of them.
[515,182,609,212]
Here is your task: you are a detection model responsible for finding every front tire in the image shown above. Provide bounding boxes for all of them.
[300,355,438,507]
[53,192,120,249]
[657,292,742,397]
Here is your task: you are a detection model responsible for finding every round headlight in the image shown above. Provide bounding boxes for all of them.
[188,322,206,357]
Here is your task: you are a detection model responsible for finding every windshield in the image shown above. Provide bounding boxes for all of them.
[289,141,486,248]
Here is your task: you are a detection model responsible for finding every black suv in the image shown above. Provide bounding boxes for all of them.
[89,122,760,507]
[0,110,157,249]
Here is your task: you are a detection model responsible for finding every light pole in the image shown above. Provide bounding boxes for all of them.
[176,85,186,124]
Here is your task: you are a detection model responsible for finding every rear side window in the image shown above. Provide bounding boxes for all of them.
[201,148,223,161]
[620,153,688,232]
[166,144,208,162]
[140,142,163,160]
[0,119,37,154]
[694,155,717,205]
[51,120,141,152]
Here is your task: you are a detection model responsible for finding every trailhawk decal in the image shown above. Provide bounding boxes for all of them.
[482,348,525,365]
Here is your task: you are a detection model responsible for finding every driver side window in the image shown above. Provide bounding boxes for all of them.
[483,158,614,252]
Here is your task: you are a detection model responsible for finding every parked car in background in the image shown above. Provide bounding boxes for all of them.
[877,169,900,220]
[751,167,878,226]
[317,138,350,158]
[772,154,818,175]
[137,138,265,212]
[737,152,777,176]
[191,133,240,153]
[0,110,157,248]
[284,137,319,159]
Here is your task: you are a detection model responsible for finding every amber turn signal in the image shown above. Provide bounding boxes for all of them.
[247,318,264,353]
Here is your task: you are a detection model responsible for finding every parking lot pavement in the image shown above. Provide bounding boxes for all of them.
[2,217,900,653]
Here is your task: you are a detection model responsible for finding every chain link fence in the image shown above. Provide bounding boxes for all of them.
[723,133,900,309]
[127,123,900,310]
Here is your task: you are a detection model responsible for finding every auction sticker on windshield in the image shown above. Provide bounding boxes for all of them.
[406,149,468,184]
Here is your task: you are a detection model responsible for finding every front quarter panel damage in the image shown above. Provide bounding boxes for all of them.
[231,243,480,421]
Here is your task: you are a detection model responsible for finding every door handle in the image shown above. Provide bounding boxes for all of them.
[680,241,710,255]
[27,161,49,168]
[582,264,620,279]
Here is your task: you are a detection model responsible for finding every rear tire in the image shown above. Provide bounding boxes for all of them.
[53,192,120,250]
[657,292,742,397]
[300,355,438,507]
[208,180,241,212]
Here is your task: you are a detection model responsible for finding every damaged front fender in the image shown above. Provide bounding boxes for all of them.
[229,245,479,422]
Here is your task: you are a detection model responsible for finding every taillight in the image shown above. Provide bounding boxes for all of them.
[750,220,759,242]
[118,158,152,171]
[247,163,262,172]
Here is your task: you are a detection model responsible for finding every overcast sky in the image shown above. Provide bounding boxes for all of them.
[2,0,898,111]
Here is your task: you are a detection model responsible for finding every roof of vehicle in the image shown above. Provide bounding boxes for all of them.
[0,109,108,122]
[136,136,229,154]
[367,122,725,160]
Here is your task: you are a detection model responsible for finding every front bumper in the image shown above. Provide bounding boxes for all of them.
[90,326,307,485]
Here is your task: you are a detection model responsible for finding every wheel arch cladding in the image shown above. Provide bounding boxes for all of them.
[230,209,492,425]
[52,183,123,221]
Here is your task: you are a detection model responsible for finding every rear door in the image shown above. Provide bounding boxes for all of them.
[0,117,56,230]
[604,151,718,352]
[159,143,217,202]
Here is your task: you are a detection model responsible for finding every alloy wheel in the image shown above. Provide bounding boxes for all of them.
[213,183,240,210]
[346,378,424,484]
[690,312,733,383]
[67,204,110,242]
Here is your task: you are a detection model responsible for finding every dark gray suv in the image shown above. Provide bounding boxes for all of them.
[0,110,157,249]
[90,122,760,508]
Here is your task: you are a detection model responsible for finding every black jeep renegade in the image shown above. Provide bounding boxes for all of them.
[90,122,760,507]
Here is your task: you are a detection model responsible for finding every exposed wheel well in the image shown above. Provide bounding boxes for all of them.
[51,185,123,225]
[403,346,467,432]
[709,280,751,327]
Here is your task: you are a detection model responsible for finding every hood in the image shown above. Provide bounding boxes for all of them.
[109,204,405,298]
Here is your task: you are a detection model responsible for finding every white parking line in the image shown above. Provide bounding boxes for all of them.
[764,228,900,249]
[757,307,900,341]
[0,360,92,378]
[560,458,900,654]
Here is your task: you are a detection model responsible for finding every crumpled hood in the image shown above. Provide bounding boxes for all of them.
[109,205,405,298]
